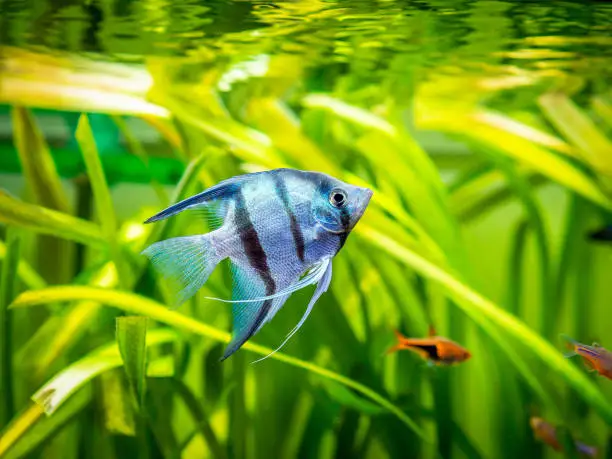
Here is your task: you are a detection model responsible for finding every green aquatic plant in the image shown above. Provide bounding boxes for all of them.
[1,33,612,459]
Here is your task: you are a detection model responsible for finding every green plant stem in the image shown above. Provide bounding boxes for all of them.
[0,228,20,428]
[170,379,227,459]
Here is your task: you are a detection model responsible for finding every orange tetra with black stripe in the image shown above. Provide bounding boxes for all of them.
[387,327,471,366]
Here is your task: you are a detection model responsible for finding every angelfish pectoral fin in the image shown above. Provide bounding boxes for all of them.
[251,259,333,364]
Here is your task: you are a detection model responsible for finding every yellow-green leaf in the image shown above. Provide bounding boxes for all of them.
[0,190,105,248]
[116,316,148,409]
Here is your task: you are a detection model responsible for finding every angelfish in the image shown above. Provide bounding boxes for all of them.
[142,168,373,361]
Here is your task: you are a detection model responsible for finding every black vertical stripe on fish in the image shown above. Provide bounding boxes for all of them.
[336,207,351,251]
[224,189,276,359]
[272,174,305,262]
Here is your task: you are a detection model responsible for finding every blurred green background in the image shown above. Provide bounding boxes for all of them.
[1,1,612,458]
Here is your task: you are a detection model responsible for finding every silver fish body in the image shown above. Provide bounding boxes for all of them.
[142,168,372,360]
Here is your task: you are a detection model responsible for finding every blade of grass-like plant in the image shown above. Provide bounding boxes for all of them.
[453,173,548,223]
[355,131,464,267]
[448,162,495,194]
[0,331,176,457]
[16,263,117,380]
[538,93,612,176]
[0,46,167,117]
[99,370,136,436]
[561,197,595,419]
[592,96,612,130]
[0,404,45,457]
[0,240,46,290]
[3,386,91,459]
[170,379,227,459]
[140,115,182,151]
[10,286,428,440]
[346,174,448,267]
[76,114,130,287]
[319,380,384,415]
[0,228,21,428]
[32,328,177,415]
[116,317,148,409]
[11,106,75,283]
[557,426,580,459]
[472,111,577,159]
[357,225,612,424]
[111,115,169,205]
[303,94,397,137]
[0,190,105,248]
[483,153,553,339]
[244,97,338,173]
[228,350,246,459]
[506,221,530,317]
[11,107,70,212]
[149,89,282,167]
[427,110,612,210]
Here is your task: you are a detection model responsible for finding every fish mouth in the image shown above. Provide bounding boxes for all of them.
[351,188,373,226]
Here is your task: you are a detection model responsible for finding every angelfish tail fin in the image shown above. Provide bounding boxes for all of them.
[142,234,220,307]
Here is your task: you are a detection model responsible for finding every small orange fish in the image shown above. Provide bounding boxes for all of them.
[386,327,471,366]
[562,335,612,380]
[530,417,597,457]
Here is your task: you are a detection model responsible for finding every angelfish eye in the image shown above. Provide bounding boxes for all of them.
[329,188,348,208]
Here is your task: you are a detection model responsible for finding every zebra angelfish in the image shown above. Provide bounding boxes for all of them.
[142,168,373,361]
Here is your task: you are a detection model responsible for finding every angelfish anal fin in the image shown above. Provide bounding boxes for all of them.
[251,259,333,364]
[220,263,275,361]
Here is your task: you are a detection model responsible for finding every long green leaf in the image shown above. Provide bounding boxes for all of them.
[10,286,428,440]
[1,47,168,117]
[170,379,227,459]
[0,331,176,457]
[11,107,70,213]
[426,110,612,210]
[0,190,105,248]
[99,370,136,436]
[76,114,129,286]
[16,263,117,380]
[0,404,44,457]
[75,115,119,239]
[539,93,612,175]
[116,317,148,409]
[31,328,177,415]
[3,387,91,459]
[0,240,46,290]
[0,228,20,427]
